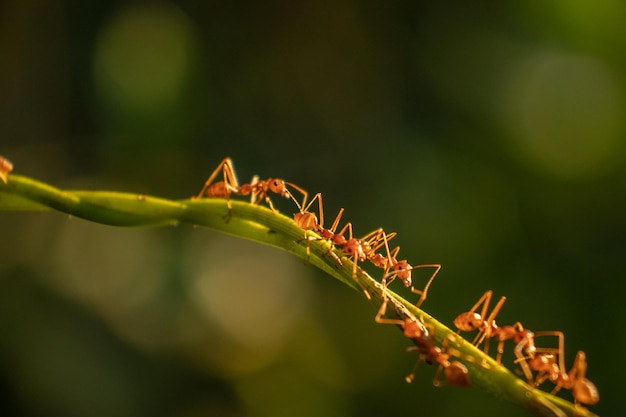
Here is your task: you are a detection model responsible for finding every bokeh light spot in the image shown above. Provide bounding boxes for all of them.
[93,3,195,109]
[185,234,313,376]
[501,50,624,179]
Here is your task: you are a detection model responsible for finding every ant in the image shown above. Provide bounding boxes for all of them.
[552,350,599,406]
[375,296,470,387]
[516,332,599,406]
[289,193,405,285]
[194,157,307,216]
[454,291,539,367]
[453,290,507,354]
[298,198,380,279]
[290,192,342,263]
[0,156,13,183]
[290,192,376,298]
[494,322,536,365]
[376,230,441,308]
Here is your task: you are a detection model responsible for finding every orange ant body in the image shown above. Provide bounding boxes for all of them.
[454,292,539,366]
[453,290,507,354]
[290,193,438,308]
[551,351,599,406]
[517,332,599,406]
[290,192,344,263]
[493,322,536,364]
[375,297,470,387]
[290,192,377,298]
[291,194,382,279]
[0,156,13,184]
[194,157,307,214]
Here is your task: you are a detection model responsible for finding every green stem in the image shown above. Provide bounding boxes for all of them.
[0,173,598,417]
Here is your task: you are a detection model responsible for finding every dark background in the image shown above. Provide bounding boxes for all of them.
[1,1,623,416]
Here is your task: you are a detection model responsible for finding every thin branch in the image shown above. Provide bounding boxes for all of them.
[0,172,598,417]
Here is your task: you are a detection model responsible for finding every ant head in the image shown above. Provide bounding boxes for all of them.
[342,239,366,261]
[268,178,289,197]
[453,312,483,332]
[392,261,412,286]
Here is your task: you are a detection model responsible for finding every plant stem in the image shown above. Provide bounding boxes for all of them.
[0,173,598,417]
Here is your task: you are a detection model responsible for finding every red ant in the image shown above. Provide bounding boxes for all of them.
[376,231,441,308]
[0,156,13,184]
[290,192,377,298]
[516,332,599,406]
[375,297,470,387]
[454,291,539,367]
[552,350,599,406]
[491,322,536,364]
[290,192,342,263]
[293,196,380,279]
[453,290,507,354]
[194,157,307,216]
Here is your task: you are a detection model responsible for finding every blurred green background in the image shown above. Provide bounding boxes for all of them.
[1,1,624,416]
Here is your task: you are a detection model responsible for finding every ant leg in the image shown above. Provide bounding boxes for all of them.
[335,222,360,276]
[322,208,346,264]
[409,264,441,309]
[534,331,566,373]
[194,157,241,221]
[405,353,424,384]
[379,233,399,288]
[435,335,470,388]
[292,193,324,259]
[432,334,454,387]
[194,157,232,199]
[285,181,308,210]
[374,297,405,326]
[475,295,506,356]
[292,193,341,266]
[361,229,397,253]
[513,339,535,384]
[454,290,495,347]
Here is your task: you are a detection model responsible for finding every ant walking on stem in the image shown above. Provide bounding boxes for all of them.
[291,193,382,279]
[290,192,375,299]
[290,192,342,263]
[194,157,307,218]
[453,290,507,354]
[454,291,538,365]
[375,296,470,387]
[376,231,441,308]
[516,331,599,406]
